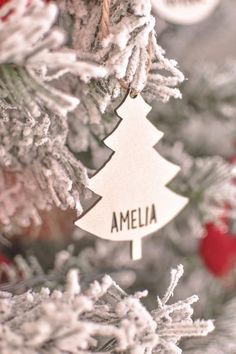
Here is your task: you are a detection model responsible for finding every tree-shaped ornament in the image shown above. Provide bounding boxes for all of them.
[75,94,188,260]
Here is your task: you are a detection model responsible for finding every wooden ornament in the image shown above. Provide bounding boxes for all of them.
[151,0,219,25]
[75,94,188,260]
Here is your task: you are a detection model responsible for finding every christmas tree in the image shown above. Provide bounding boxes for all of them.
[76,94,188,259]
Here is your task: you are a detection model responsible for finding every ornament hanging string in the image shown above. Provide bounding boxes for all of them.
[99,0,153,97]
[99,0,111,39]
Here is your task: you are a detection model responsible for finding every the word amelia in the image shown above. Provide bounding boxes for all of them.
[111,204,157,233]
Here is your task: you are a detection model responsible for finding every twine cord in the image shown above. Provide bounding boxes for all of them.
[100,0,111,39]
[146,37,153,76]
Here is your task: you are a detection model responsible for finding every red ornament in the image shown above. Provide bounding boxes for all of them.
[0,253,12,283]
[0,0,51,21]
[199,222,236,277]
[0,0,12,20]
[0,0,10,6]
[0,253,11,265]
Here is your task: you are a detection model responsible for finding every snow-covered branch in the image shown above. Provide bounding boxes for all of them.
[0,265,213,354]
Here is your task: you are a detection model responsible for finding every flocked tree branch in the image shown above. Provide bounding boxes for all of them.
[0,264,213,354]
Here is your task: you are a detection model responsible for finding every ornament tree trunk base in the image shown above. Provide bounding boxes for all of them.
[131,239,142,260]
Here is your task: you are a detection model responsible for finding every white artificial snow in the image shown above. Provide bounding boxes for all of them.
[0,265,214,354]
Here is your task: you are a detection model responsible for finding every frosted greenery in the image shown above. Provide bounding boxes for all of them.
[0,263,213,354]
